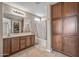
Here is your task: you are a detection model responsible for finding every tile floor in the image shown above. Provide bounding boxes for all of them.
[10,45,68,57]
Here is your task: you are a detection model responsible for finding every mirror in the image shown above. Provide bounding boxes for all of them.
[3,13,24,36]
[13,21,20,33]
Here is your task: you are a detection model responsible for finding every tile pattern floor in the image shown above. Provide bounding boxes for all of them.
[10,45,68,57]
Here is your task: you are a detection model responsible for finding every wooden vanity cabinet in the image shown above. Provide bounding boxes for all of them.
[3,35,35,56]
[3,38,11,56]
[31,35,35,46]
[20,36,26,49]
[11,37,20,53]
[25,36,31,47]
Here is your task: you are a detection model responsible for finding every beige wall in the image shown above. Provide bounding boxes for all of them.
[46,3,58,52]
[46,4,52,52]
[23,14,35,33]
[0,2,3,57]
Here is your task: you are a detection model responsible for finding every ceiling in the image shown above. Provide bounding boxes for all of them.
[4,2,57,17]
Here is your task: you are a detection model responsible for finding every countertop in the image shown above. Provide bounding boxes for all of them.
[3,32,34,39]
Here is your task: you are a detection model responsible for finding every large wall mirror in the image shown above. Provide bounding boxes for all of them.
[3,13,24,36]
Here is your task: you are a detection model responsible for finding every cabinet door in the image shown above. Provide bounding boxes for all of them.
[30,35,35,45]
[63,2,78,17]
[25,36,31,47]
[11,37,19,53]
[63,36,78,56]
[20,37,26,49]
[3,38,11,56]
[52,19,62,34]
[77,16,79,34]
[51,3,62,19]
[63,16,77,35]
[52,35,62,52]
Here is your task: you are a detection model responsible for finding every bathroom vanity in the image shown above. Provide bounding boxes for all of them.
[2,4,36,57]
[3,33,35,57]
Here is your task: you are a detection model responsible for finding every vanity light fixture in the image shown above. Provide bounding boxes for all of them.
[11,9,25,17]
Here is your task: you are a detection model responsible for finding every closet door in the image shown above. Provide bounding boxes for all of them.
[63,16,77,35]
[77,16,79,34]
[51,3,62,19]
[51,3,63,52]
[63,2,78,17]
[52,35,62,52]
[52,19,62,34]
[52,19,63,52]
[63,36,78,56]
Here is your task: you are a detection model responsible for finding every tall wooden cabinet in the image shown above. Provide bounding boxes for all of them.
[51,3,63,52]
[51,2,79,56]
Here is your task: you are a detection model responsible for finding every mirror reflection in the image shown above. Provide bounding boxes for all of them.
[3,13,24,36]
